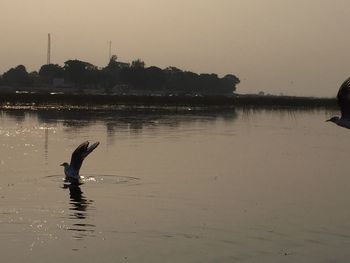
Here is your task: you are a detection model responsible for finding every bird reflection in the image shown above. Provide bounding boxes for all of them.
[64,184,93,219]
[63,184,96,239]
[67,185,90,219]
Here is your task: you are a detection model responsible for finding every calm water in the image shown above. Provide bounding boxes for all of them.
[1,107,350,262]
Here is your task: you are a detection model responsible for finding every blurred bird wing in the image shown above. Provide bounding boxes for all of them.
[337,77,350,119]
[70,141,100,172]
[83,142,100,158]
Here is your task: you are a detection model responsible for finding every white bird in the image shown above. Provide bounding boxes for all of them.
[61,141,100,183]
[327,77,350,129]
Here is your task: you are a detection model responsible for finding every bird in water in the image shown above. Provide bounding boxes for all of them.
[61,141,100,184]
[327,77,350,129]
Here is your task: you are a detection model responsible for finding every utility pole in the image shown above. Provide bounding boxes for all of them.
[108,40,112,62]
[47,33,51,65]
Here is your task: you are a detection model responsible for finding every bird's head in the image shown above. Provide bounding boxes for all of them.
[60,162,69,167]
[326,116,340,124]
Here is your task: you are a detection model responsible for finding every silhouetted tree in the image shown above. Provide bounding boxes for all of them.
[101,55,122,89]
[199,74,219,95]
[2,65,33,87]
[122,68,145,89]
[164,66,184,93]
[221,74,240,93]
[64,60,98,87]
[144,66,165,91]
[39,64,64,85]
[164,66,182,74]
[131,59,145,69]
[29,71,39,86]
[182,71,200,94]
[107,55,119,68]
[121,60,146,89]
[0,58,240,96]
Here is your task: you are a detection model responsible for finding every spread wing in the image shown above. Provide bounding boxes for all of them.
[70,141,100,172]
[337,77,350,119]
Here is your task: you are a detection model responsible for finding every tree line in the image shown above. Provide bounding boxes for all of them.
[0,56,240,96]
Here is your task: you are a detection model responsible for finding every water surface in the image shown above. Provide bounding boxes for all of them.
[0,108,349,262]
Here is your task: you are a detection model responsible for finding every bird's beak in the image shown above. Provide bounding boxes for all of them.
[326,119,331,122]
[60,163,64,166]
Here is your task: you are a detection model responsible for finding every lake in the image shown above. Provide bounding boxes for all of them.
[1,107,350,262]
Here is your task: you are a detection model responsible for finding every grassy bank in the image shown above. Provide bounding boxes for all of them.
[0,92,337,109]
[235,94,336,108]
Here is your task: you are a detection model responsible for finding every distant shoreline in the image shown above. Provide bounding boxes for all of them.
[0,93,337,110]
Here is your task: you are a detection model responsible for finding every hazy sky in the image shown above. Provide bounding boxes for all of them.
[1,0,350,97]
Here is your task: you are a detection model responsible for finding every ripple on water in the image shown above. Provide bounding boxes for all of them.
[45,174,140,185]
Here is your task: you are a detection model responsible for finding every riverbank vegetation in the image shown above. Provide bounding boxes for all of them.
[0,56,240,97]
[0,57,337,109]
[0,92,336,110]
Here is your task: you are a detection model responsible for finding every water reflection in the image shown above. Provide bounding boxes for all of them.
[67,185,89,219]
[1,109,26,122]
[63,184,95,240]
[44,126,49,164]
[27,108,239,141]
[1,105,349,262]
[36,108,237,125]
[1,106,336,130]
